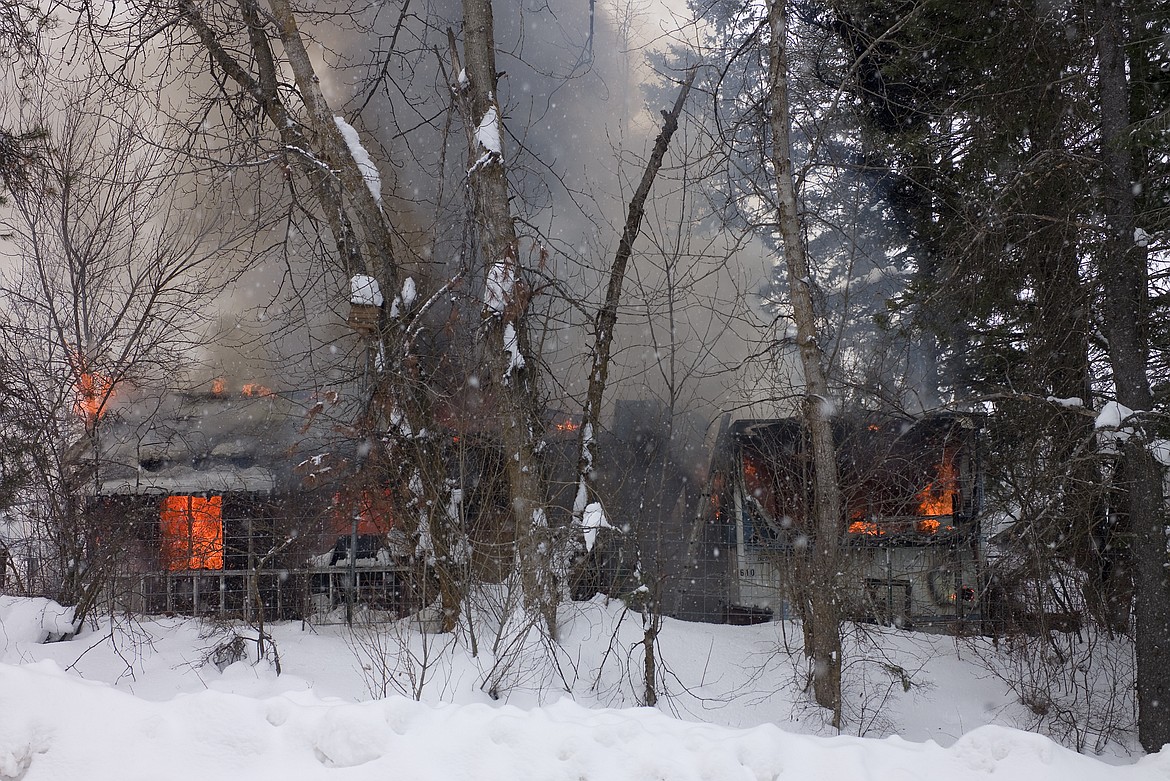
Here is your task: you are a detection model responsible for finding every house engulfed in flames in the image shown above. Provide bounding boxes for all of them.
[698,412,983,628]
[84,381,407,621]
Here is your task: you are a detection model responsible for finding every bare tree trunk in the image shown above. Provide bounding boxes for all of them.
[264,0,399,286]
[264,0,466,632]
[454,2,555,635]
[179,0,461,627]
[765,0,843,727]
[179,0,371,283]
[642,603,660,707]
[572,68,695,543]
[1095,0,1169,752]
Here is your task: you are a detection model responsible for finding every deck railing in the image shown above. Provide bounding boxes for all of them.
[107,564,411,623]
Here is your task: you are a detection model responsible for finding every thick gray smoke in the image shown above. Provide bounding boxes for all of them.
[23,0,785,473]
[190,1,782,446]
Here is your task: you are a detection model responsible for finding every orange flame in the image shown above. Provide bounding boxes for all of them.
[849,520,883,536]
[160,495,224,570]
[241,383,274,398]
[917,517,941,533]
[916,449,957,520]
[211,377,226,396]
[70,353,115,427]
[74,373,114,424]
[553,419,579,433]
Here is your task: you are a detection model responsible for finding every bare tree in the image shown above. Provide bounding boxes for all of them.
[0,78,246,624]
[765,0,844,726]
[572,68,696,545]
[0,0,53,195]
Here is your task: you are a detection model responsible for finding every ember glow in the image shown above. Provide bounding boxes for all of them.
[917,517,941,533]
[554,419,580,433]
[848,520,882,536]
[241,383,274,398]
[160,495,224,570]
[71,354,115,427]
[208,378,274,398]
[333,489,394,535]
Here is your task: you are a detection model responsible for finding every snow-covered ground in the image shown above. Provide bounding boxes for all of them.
[1,594,1165,780]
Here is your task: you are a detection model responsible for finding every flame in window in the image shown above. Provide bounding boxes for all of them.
[742,454,781,519]
[160,496,224,570]
[916,449,957,519]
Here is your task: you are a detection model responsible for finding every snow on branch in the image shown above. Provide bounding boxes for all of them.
[475,106,502,156]
[502,322,525,379]
[483,259,525,379]
[333,115,382,205]
[581,501,614,553]
[350,275,383,307]
[389,277,417,318]
[467,105,503,176]
[1095,400,1137,432]
[1093,401,1170,464]
[1045,396,1085,408]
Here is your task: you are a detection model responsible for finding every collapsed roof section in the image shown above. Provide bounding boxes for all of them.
[88,384,352,497]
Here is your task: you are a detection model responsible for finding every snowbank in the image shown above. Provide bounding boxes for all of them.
[0,596,1162,778]
[1,660,1164,781]
[0,596,76,645]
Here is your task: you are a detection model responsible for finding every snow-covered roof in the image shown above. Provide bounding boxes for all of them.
[97,467,277,496]
[90,387,344,496]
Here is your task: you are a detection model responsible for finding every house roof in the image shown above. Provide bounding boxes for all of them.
[90,387,350,496]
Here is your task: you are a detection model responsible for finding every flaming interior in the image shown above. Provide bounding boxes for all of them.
[742,455,781,520]
[160,495,224,570]
[916,449,957,517]
[847,448,958,536]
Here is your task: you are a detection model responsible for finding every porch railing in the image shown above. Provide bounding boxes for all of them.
[107,564,411,623]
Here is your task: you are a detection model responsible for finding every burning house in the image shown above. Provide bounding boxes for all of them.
[53,363,985,633]
[83,381,409,621]
[692,412,984,628]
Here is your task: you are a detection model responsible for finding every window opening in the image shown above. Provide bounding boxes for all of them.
[160,495,224,570]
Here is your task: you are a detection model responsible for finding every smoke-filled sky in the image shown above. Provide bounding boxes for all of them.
[0,0,793,444]
[238,0,789,429]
